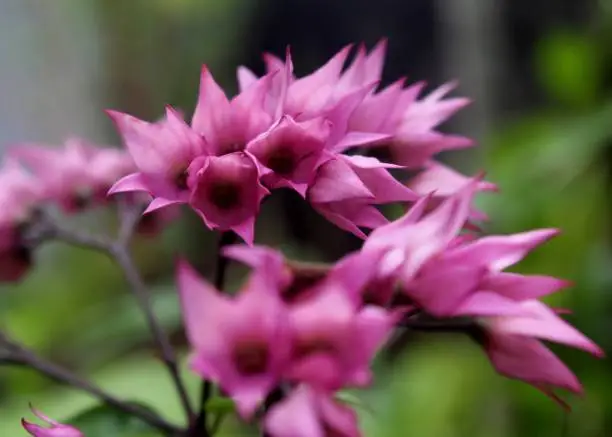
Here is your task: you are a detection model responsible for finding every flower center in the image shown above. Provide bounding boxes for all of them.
[265,148,296,175]
[174,169,189,191]
[207,181,241,210]
[233,341,270,375]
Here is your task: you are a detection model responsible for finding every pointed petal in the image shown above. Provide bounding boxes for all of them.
[308,158,373,204]
[143,197,183,214]
[492,300,603,356]
[487,334,583,395]
[332,132,391,153]
[445,229,560,272]
[176,260,229,349]
[108,173,150,195]
[408,161,497,196]
[482,272,570,301]
[237,66,258,92]
[265,386,323,437]
[192,66,230,142]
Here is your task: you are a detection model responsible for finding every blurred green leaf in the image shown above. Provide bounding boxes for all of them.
[535,30,602,107]
[67,403,164,437]
[204,396,235,414]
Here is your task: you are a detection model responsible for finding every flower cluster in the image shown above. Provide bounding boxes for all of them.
[176,181,601,435]
[5,40,602,437]
[107,41,481,243]
[0,138,175,282]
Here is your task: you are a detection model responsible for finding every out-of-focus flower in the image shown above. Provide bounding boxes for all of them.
[12,138,134,212]
[0,159,43,282]
[22,407,83,437]
[460,298,603,405]
[108,107,206,214]
[265,385,360,437]
[177,260,291,417]
[285,283,394,389]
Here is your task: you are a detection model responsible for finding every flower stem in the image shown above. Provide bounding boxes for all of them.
[25,206,195,425]
[110,243,195,424]
[0,332,180,435]
[191,231,236,437]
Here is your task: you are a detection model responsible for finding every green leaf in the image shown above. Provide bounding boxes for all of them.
[66,403,165,437]
[204,396,236,414]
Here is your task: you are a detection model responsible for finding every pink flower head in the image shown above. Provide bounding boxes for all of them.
[11,138,133,212]
[177,260,291,418]
[107,106,206,213]
[246,116,331,197]
[192,66,275,156]
[22,407,83,437]
[0,159,43,282]
[286,283,395,389]
[265,385,360,437]
[189,153,269,244]
[308,156,416,238]
[460,298,603,406]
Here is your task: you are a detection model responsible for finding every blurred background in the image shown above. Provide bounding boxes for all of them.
[1,0,612,435]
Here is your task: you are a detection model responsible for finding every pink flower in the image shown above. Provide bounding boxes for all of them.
[22,407,83,437]
[191,66,274,156]
[308,156,416,238]
[11,138,134,212]
[265,385,360,437]
[459,298,603,405]
[189,153,269,244]
[177,260,291,418]
[0,160,43,282]
[286,283,395,389]
[364,178,476,279]
[107,106,206,213]
[246,116,331,197]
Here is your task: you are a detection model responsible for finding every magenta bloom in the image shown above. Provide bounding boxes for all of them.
[22,408,83,437]
[308,156,416,238]
[0,160,43,282]
[286,283,395,389]
[11,138,134,212]
[108,106,206,213]
[191,66,274,156]
[246,116,331,197]
[189,153,269,244]
[364,178,477,286]
[265,385,360,437]
[460,298,603,405]
[177,260,291,417]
